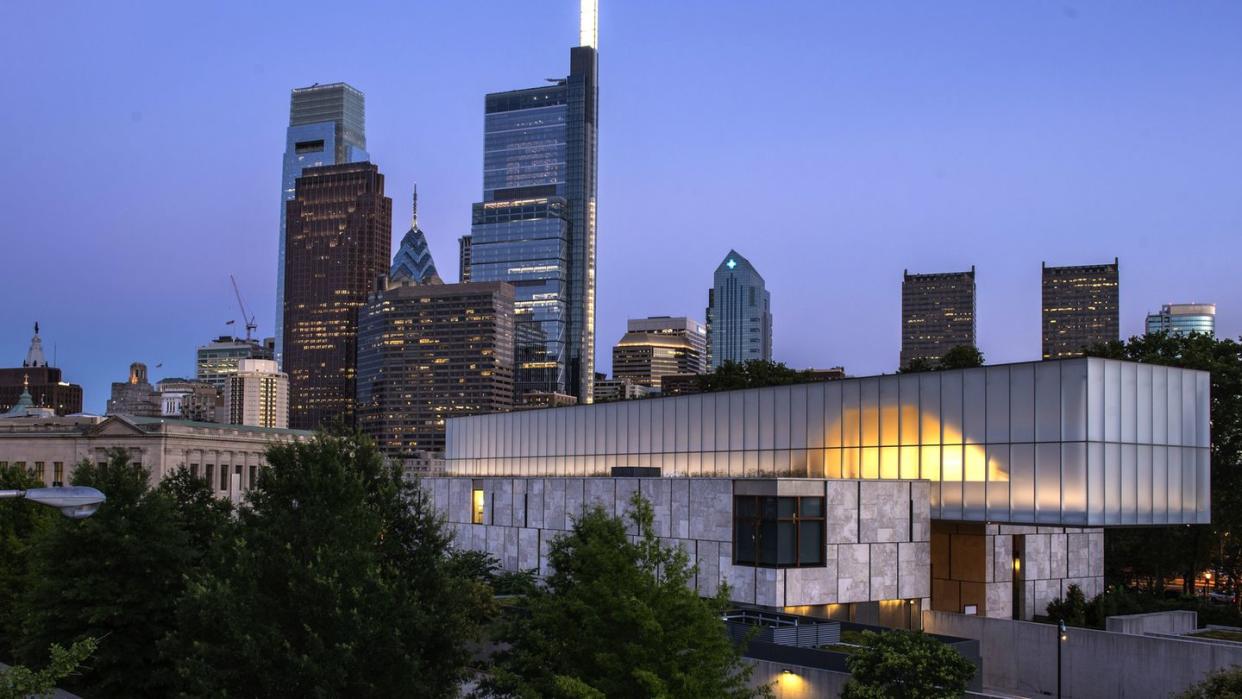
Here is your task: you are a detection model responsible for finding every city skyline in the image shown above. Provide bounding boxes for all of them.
[2,1,1240,412]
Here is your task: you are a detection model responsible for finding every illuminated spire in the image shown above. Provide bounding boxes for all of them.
[580,0,598,48]
[23,322,47,368]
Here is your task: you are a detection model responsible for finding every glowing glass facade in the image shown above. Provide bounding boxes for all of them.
[445,357,1210,527]
[1146,304,1216,337]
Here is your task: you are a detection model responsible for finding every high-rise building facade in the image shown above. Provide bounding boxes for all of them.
[356,280,515,455]
[458,235,473,283]
[612,316,708,389]
[390,186,440,284]
[0,324,83,416]
[900,267,976,368]
[1042,259,1119,359]
[275,83,369,368]
[1146,304,1216,337]
[225,359,289,429]
[283,162,392,430]
[107,362,160,417]
[706,250,772,369]
[467,2,598,404]
[195,336,275,392]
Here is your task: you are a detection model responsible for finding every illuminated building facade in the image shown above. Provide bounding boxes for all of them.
[707,250,772,369]
[225,359,289,429]
[437,357,1209,620]
[356,280,515,455]
[1146,303,1215,338]
[612,316,708,389]
[467,4,598,404]
[390,186,440,284]
[275,82,369,367]
[901,267,976,368]
[283,162,392,430]
[1042,259,1119,359]
[0,324,83,416]
[195,336,274,392]
[458,235,472,283]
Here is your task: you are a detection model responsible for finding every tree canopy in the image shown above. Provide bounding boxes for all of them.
[697,360,834,392]
[900,345,985,373]
[842,629,975,699]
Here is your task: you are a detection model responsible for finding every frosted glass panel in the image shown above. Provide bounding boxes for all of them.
[1035,362,1061,443]
[880,376,899,446]
[759,389,775,450]
[639,401,651,454]
[842,381,860,448]
[941,373,963,445]
[1104,361,1121,443]
[986,366,1010,444]
[941,443,963,521]
[1105,444,1121,525]
[1036,443,1061,524]
[1152,366,1168,444]
[1011,444,1035,523]
[1166,370,1182,446]
[1087,359,1105,442]
[687,396,701,452]
[1137,445,1152,524]
[1197,373,1211,449]
[1010,364,1034,443]
[1062,443,1087,525]
[1137,365,1152,445]
[861,379,880,446]
[1061,360,1087,442]
[900,375,920,446]
[675,398,689,452]
[920,373,941,445]
[789,384,807,450]
[1121,363,1138,444]
[1152,446,1168,524]
[964,445,986,520]
[986,445,1010,522]
[824,381,842,448]
[963,369,986,445]
[1182,446,1196,520]
[1198,448,1211,524]
[729,393,744,451]
[1121,444,1137,525]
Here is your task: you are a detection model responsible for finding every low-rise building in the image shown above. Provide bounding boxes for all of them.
[593,377,658,403]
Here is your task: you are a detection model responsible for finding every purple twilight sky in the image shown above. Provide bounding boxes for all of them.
[1,1,1240,413]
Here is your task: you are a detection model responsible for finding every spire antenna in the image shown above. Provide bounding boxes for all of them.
[411,184,418,230]
[580,0,598,48]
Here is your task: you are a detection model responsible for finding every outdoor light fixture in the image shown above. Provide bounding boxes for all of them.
[0,486,107,519]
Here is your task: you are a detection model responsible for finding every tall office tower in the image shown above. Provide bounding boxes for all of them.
[1146,303,1216,337]
[356,280,515,455]
[612,316,708,389]
[900,267,977,369]
[468,0,599,404]
[706,250,772,369]
[1042,259,1120,359]
[390,186,441,284]
[275,83,369,368]
[196,336,275,392]
[458,235,472,283]
[224,359,289,429]
[0,323,84,415]
[283,162,392,430]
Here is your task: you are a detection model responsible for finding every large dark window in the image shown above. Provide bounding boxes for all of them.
[733,495,825,568]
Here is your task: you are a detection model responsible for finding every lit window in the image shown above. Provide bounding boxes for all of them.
[472,488,486,524]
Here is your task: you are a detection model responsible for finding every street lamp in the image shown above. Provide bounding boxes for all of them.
[0,486,107,519]
[1057,619,1068,699]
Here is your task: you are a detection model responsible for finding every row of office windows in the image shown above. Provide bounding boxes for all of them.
[187,463,260,492]
[0,461,66,486]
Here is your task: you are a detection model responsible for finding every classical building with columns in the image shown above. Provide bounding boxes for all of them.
[0,414,310,500]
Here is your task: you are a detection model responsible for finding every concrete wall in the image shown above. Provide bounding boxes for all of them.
[748,659,849,699]
[1105,610,1198,636]
[924,609,1242,698]
[425,476,931,608]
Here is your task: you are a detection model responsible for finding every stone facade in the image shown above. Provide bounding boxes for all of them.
[425,476,932,610]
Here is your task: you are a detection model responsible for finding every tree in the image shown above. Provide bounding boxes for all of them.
[1175,666,1242,699]
[1088,333,1242,595]
[939,345,984,370]
[1046,584,1088,627]
[0,464,55,659]
[0,638,96,699]
[698,360,826,392]
[168,430,493,697]
[486,492,763,698]
[842,630,975,699]
[14,450,200,698]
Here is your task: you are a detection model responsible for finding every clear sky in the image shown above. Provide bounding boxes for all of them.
[1,1,1239,412]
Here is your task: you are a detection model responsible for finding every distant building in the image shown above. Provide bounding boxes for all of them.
[612,316,708,389]
[804,367,847,382]
[156,378,222,423]
[390,186,441,284]
[356,280,515,455]
[1146,304,1215,337]
[515,392,578,410]
[224,359,289,429]
[593,377,657,403]
[107,362,160,417]
[1042,259,1120,359]
[707,250,772,369]
[901,267,976,368]
[275,82,369,368]
[659,373,703,396]
[0,323,83,416]
[283,162,392,430]
[458,235,472,283]
[196,336,275,392]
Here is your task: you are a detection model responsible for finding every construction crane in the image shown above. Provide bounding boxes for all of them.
[230,275,258,341]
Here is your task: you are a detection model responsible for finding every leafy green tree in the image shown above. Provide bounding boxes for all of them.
[0,637,96,699]
[1175,665,1242,699]
[14,450,199,698]
[486,492,763,698]
[1046,584,1088,627]
[842,630,975,699]
[939,345,985,370]
[0,464,55,659]
[698,360,830,392]
[168,431,493,698]
[1088,332,1242,595]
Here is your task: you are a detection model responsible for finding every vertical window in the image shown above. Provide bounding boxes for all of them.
[249,465,257,489]
[53,462,64,486]
[206,464,215,487]
[190,463,199,478]
[220,466,229,491]
[472,489,486,524]
[34,462,45,481]
[733,495,825,568]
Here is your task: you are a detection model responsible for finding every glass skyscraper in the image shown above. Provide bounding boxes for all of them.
[1146,304,1216,337]
[468,3,598,404]
[275,83,368,368]
[706,250,772,369]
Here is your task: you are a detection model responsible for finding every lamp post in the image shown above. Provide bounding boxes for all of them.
[0,486,107,519]
[1057,619,1068,698]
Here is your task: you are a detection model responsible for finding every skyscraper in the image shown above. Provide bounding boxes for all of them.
[706,250,772,369]
[356,279,515,455]
[467,0,599,404]
[196,336,275,392]
[283,162,392,430]
[225,359,289,429]
[390,186,440,284]
[1146,303,1215,337]
[1042,259,1120,359]
[612,316,708,388]
[458,235,472,283]
[0,323,83,416]
[275,83,368,368]
[900,267,976,368]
